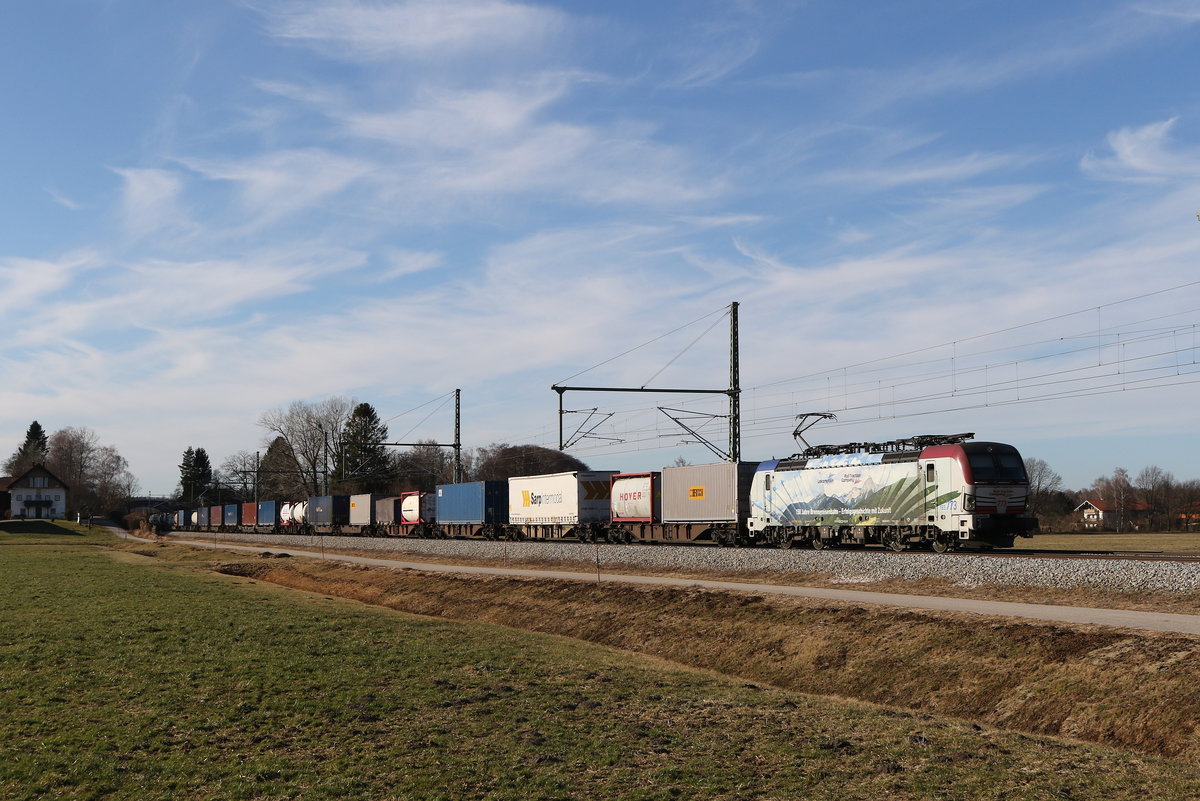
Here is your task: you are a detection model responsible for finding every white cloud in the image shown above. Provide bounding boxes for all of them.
[178,149,372,229]
[112,167,186,239]
[260,0,568,62]
[1081,118,1200,182]
[379,248,444,280]
[45,186,84,211]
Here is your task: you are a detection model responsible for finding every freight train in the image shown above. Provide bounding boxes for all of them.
[165,433,1037,551]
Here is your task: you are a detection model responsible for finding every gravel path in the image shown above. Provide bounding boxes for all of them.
[141,532,1200,635]
[171,530,1200,594]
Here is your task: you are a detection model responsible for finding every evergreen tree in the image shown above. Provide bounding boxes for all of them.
[178,447,196,501]
[5,421,51,476]
[332,403,393,494]
[193,448,213,496]
[258,436,306,501]
[178,446,214,502]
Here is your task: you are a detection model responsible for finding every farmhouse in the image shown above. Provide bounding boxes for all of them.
[1074,498,1152,531]
[5,464,69,520]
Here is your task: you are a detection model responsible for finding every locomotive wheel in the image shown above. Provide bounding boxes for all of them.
[931,537,951,554]
[886,534,906,552]
[811,537,826,550]
[779,534,796,550]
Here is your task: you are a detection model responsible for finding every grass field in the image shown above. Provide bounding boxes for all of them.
[3,524,1200,800]
[1014,531,1200,553]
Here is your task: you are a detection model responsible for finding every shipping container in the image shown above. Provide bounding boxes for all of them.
[257,501,279,527]
[661,462,757,523]
[223,504,239,527]
[196,507,209,527]
[209,505,223,528]
[175,510,187,527]
[375,496,402,525]
[435,481,508,525]
[508,471,619,526]
[349,494,387,527]
[307,496,350,526]
[400,491,436,524]
[241,502,257,527]
[610,473,661,522]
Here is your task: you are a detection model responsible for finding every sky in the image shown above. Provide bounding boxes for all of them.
[3,0,1200,496]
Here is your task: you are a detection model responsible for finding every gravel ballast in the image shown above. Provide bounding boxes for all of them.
[175,531,1200,594]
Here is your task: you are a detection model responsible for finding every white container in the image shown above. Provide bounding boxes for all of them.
[400,491,435,524]
[508,471,619,525]
[610,473,660,522]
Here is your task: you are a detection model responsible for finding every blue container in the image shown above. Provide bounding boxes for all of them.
[197,507,209,527]
[307,495,351,526]
[435,481,508,525]
[175,510,187,527]
[223,504,239,526]
[257,501,279,526]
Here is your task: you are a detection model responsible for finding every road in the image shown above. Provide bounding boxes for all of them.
[118,529,1200,636]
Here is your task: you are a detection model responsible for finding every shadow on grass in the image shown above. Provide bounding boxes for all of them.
[0,520,84,536]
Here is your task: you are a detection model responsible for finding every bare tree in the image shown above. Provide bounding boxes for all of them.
[221,450,260,498]
[47,426,100,493]
[258,397,355,495]
[1024,457,1063,517]
[1135,465,1175,531]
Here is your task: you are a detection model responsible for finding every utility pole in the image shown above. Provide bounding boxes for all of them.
[553,301,742,462]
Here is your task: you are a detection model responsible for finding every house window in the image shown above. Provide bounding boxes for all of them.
[30,477,47,488]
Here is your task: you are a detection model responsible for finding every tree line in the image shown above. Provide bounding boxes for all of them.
[1024,458,1200,532]
[174,397,587,506]
[4,420,138,517]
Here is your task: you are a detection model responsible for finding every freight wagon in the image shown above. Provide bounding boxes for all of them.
[435,481,508,539]
[607,462,759,545]
[507,470,619,540]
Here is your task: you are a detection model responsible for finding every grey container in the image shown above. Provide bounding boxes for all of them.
[661,461,758,523]
[436,481,508,525]
[196,507,209,527]
[375,496,402,525]
[350,494,387,527]
[308,495,351,526]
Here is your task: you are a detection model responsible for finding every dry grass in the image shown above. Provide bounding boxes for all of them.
[200,553,1200,763]
[1014,531,1200,553]
[149,533,1200,615]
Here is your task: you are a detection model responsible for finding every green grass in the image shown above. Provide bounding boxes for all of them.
[2,531,1199,799]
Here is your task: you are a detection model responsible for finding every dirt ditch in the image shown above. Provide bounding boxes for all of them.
[215,555,1200,762]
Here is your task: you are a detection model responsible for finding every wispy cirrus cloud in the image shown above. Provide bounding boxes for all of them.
[1081,117,1200,182]
[112,167,187,239]
[258,0,569,62]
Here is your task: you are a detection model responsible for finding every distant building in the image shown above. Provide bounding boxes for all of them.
[6,464,69,520]
[1074,498,1151,531]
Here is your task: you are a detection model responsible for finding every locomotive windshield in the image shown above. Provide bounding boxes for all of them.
[966,449,1027,483]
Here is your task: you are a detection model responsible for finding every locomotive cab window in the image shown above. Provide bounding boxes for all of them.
[925,464,936,483]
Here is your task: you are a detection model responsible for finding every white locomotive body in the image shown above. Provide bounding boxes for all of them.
[747,434,1036,551]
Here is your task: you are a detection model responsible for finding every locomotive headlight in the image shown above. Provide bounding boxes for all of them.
[963,494,976,512]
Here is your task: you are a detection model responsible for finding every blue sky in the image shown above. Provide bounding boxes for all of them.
[3,0,1200,495]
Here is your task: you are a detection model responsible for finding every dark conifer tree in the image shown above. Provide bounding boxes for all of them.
[332,403,393,494]
[5,421,51,476]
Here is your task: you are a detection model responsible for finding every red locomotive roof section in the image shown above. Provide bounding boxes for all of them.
[919,444,973,483]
